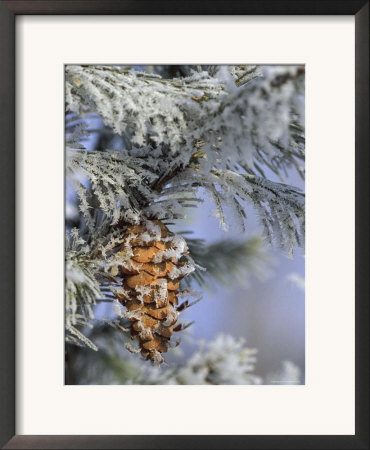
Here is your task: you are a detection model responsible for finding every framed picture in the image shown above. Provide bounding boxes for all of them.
[0,1,368,449]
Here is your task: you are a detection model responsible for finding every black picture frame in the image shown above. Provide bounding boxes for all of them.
[0,1,368,449]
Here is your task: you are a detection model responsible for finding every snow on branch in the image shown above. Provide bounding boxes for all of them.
[65,233,101,350]
[171,167,304,254]
[208,169,305,254]
[66,65,305,179]
[67,149,156,225]
[66,65,224,148]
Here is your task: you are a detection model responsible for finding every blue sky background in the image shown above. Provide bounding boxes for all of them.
[170,169,305,379]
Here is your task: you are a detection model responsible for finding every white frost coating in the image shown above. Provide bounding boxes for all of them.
[170,234,188,253]
[163,308,179,327]
[139,329,152,340]
[73,332,301,385]
[123,310,142,321]
[132,333,263,385]
[113,298,126,318]
[65,247,102,351]
[168,263,195,280]
[134,232,152,244]
[143,220,162,239]
[66,264,88,284]
[152,278,168,306]
[264,360,301,385]
[133,285,152,304]
[152,248,176,264]
[152,234,189,263]
[175,334,262,385]
[111,285,132,301]
[150,350,165,365]
[66,65,304,249]
[125,342,141,354]
[134,279,168,306]
[66,65,303,182]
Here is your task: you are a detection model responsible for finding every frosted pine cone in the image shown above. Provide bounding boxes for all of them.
[115,220,194,365]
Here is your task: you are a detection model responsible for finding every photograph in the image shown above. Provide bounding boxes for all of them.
[65,64,305,385]
[1,1,367,446]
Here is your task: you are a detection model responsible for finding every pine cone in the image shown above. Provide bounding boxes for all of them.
[116,219,191,365]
